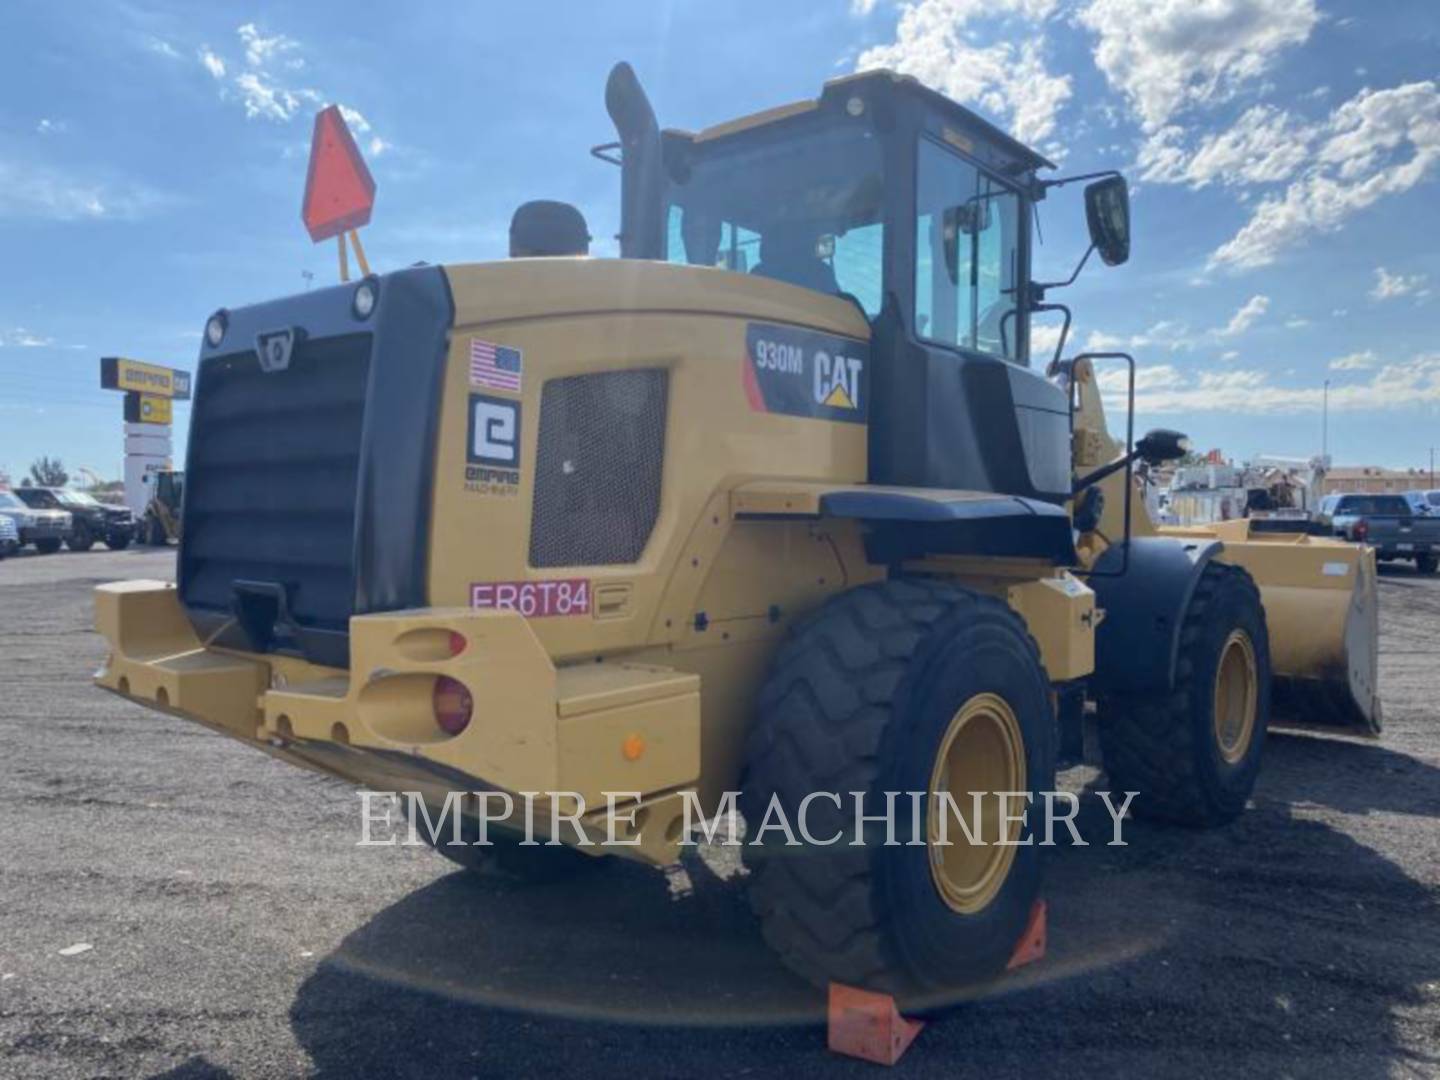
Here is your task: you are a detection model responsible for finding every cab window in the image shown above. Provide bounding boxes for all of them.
[663,122,886,317]
[914,138,1021,359]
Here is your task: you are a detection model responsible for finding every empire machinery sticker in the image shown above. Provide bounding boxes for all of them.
[743,322,869,424]
[471,579,591,617]
[465,392,522,496]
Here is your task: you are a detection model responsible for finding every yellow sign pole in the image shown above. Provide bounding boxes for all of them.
[337,234,350,283]
[349,229,371,276]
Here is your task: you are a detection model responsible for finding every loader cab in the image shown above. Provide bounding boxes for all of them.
[637,69,1073,503]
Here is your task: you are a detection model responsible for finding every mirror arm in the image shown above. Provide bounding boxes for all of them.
[1073,450,1137,495]
[1033,243,1094,296]
[1040,168,1124,192]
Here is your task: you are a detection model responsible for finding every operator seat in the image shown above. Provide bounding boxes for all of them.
[751,232,839,296]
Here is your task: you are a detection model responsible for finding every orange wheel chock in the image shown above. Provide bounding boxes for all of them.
[827,899,1048,1065]
[827,983,924,1066]
[1006,898,1048,970]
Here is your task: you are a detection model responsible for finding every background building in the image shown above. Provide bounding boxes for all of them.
[1320,467,1437,495]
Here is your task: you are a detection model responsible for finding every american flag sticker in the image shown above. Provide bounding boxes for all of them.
[469,338,523,393]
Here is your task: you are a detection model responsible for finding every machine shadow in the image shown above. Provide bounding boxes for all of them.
[289,742,1440,1078]
[1261,728,1440,817]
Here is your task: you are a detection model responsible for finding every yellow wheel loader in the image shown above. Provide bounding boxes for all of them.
[93,63,1379,1002]
[139,468,183,546]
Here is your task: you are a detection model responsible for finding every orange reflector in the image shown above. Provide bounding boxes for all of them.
[621,733,646,761]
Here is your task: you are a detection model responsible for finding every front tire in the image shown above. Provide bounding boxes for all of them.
[105,532,132,551]
[1100,562,1270,827]
[740,580,1055,998]
[66,524,95,552]
[34,538,62,555]
[1416,553,1437,575]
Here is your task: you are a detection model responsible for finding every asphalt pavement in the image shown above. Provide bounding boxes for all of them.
[1,547,1438,1078]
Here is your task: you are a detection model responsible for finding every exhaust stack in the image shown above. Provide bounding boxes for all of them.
[605,62,665,260]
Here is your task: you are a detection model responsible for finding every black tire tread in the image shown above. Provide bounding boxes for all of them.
[1099,562,1267,827]
[739,578,1047,991]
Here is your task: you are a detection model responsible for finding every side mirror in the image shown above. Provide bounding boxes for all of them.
[939,200,991,282]
[1085,175,1130,267]
[1137,428,1189,465]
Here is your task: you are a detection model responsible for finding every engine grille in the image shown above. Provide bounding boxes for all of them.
[179,334,371,637]
[530,369,668,567]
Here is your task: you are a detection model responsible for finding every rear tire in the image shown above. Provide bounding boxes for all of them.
[34,538,62,555]
[105,532,132,551]
[740,579,1055,998]
[1416,553,1437,575]
[66,524,94,552]
[1100,562,1270,827]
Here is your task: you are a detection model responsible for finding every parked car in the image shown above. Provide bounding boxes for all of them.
[15,486,134,551]
[1316,492,1440,573]
[0,489,71,553]
[1403,489,1440,515]
[0,513,18,558]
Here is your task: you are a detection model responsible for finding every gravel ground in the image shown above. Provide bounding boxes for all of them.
[1,547,1437,1078]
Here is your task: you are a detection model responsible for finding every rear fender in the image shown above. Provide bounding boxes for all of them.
[1089,537,1223,695]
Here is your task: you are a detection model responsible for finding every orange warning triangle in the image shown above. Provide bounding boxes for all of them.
[301,106,376,242]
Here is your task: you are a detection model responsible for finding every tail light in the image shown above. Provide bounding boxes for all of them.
[1353,519,1369,543]
[433,676,473,735]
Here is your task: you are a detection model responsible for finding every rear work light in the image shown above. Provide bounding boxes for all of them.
[433,676,473,736]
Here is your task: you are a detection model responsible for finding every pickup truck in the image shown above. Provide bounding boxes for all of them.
[1316,492,1440,573]
[15,486,134,551]
[0,489,71,554]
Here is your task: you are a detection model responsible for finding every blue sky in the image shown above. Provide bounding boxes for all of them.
[1,0,1438,482]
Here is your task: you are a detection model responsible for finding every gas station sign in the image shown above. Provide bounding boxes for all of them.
[124,393,173,425]
[101,357,192,400]
[100,356,188,515]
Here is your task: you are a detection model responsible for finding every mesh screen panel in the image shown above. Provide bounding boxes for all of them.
[530,369,668,567]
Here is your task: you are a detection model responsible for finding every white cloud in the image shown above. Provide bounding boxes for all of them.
[1284,316,1311,329]
[857,0,1072,144]
[851,0,881,13]
[35,118,66,135]
[200,27,391,156]
[1221,294,1269,335]
[0,159,159,222]
[1370,266,1430,300]
[1330,350,1377,370]
[234,71,314,122]
[1086,298,1273,355]
[1108,353,1440,414]
[1139,105,1310,187]
[1084,320,1197,353]
[145,36,181,60]
[1030,320,1069,359]
[337,105,371,133]
[1209,81,1440,269]
[238,23,302,69]
[0,327,56,347]
[1078,0,1317,132]
[198,48,226,80]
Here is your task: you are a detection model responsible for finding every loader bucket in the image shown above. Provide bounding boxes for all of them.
[1162,521,1382,736]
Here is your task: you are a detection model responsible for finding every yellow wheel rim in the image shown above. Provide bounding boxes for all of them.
[926,692,1027,915]
[1213,630,1258,765]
